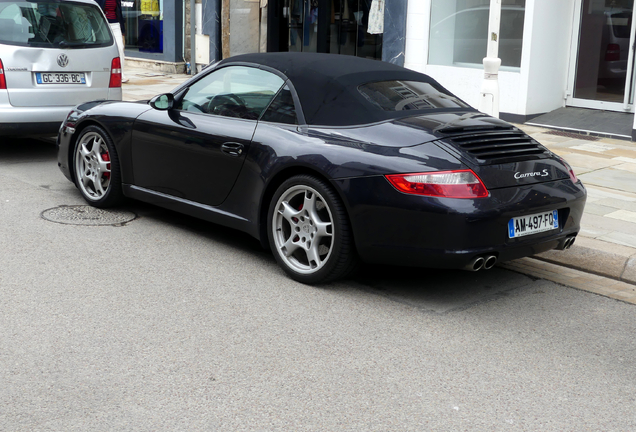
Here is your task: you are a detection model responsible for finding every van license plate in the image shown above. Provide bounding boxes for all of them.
[36,73,86,84]
[508,210,559,238]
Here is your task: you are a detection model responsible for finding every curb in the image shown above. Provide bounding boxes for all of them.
[531,236,636,285]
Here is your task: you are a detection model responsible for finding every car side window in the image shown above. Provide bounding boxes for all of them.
[259,85,298,125]
[177,66,285,120]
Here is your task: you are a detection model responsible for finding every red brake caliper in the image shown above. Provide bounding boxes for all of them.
[101,151,111,179]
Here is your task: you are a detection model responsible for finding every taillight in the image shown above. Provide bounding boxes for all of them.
[109,57,122,88]
[558,157,578,183]
[605,43,620,61]
[0,58,6,90]
[385,170,489,199]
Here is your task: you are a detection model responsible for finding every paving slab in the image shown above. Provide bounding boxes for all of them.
[578,168,636,194]
[518,123,636,292]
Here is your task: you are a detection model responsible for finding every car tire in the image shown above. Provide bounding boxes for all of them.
[73,125,124,208]
[267,175,357,284]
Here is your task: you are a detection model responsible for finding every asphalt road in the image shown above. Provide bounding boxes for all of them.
[1,138,635,431]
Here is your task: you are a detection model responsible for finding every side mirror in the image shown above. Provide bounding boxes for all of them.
[150,93,174,110]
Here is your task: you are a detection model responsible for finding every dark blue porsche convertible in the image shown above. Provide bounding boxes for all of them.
[57,53,586,283]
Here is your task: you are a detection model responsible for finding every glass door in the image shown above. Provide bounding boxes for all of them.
[567,0,636,112]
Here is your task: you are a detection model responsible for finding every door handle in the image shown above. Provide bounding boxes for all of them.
[221,142,244,157]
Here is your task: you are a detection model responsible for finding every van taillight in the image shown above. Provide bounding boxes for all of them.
[605,44,620,61]
[109,57,122,88]
[0,59,6,90]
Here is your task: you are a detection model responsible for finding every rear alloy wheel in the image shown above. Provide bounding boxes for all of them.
[73,125,123,208]
[268,175,357,284]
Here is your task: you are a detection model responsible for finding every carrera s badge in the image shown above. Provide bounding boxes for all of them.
[514,169,549,180]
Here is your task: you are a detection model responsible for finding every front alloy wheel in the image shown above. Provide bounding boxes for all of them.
[73,125,123,208]
[268,175,357,284]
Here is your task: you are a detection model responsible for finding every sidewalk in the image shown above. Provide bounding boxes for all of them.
[120,66,636,304]
[504,124,636,304]
[122,66,191,102]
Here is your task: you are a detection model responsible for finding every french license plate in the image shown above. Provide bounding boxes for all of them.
[36,72,86,85]
[508,210,559,238]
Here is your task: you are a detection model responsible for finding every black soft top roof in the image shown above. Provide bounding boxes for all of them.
[218,52,461,127]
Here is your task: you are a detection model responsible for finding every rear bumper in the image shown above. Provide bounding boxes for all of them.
[335,176,587,269]
[0,88,122,137]
[57,124,74,182]
[0,103,71,135]
[0,121,62,137]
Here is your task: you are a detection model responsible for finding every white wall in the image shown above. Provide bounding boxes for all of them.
[523,0,576,115]
[404,0,430,74]
[404,0,576,117]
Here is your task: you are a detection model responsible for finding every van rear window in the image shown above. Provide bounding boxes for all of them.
[0,0,112,48]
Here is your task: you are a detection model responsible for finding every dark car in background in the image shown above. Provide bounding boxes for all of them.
[599,9,632,84]
[56,53,586,284]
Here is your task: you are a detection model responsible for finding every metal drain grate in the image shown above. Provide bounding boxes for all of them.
[41,205,137,226]
[545,130,599,141]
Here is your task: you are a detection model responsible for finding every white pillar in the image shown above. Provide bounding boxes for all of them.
[479,0,502,118]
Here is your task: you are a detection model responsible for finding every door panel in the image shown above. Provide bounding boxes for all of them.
[131,109,256,207]
[130,64,287,207]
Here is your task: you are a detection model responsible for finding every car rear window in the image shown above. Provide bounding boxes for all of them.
[0,0,112,48]
[610,12,631,39]
[358,80,471,112]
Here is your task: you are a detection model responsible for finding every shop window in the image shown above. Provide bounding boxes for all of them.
[285,0,383,60]
[122,0,163,53]
[428,0,525,69]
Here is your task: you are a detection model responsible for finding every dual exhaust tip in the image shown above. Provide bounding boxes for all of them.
[562,236,576,250]
[466,236,577,272]
[465,255,498,272]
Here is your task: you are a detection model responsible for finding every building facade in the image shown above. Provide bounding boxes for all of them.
[404,0,636,138]
[131,0,636,138]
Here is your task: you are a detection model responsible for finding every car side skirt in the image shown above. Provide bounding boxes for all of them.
[123,184,259,238]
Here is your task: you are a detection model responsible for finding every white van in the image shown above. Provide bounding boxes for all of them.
[0,0,122,137]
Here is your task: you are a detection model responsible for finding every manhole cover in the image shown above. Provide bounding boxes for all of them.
[41,205,137,226]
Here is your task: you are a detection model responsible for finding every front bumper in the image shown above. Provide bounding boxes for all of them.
[334,176,587,269]
[56,121,75,182]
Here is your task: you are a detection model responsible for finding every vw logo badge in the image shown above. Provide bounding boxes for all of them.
[57,54,69,68]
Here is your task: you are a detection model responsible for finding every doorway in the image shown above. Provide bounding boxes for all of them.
[267,0,383,60]
[567,0,636,112]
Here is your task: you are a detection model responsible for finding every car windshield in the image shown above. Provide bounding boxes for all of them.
[0,0,112,48]
[358,80,470,112]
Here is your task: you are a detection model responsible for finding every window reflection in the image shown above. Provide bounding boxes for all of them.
[428,0,525,69]
[359,80,471,111]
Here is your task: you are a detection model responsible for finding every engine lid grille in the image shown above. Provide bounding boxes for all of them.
[437,126,549,165]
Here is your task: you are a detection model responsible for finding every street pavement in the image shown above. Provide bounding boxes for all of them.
[1,138,635,430]
[119,66,636,305]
